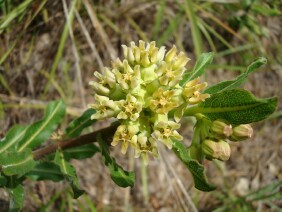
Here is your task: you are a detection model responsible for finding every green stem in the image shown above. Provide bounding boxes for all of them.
[141,159,149,205]
[183,106,202,117]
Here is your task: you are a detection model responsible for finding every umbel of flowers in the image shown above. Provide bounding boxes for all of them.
[89,41,211,164]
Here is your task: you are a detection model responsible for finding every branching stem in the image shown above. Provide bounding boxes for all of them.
[33,124,118,160]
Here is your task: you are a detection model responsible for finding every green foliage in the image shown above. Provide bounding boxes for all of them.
[204,57,267,94]
[185,89,277,124]
[65,108,96,138]
[98,134,135,188]
[17,100,65,151]
[27,162,64,182]
[0,149,35,176]
[63,144,99,161]
[180,52,214,86]
[213,181,282,212]
[172,140,215,192]
[54,150,84,198]
[0,125,27,153]
[8,184,24,212]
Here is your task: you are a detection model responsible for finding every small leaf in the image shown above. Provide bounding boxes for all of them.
[172,140,215,191]
[0,149,36,176]
[98,134,135,187]
[63,144,99,161]
[0,125,27,153]
[180,52,214,86]
[186,89,277,124]
[8,184,24,212]
[17,100,66,152]
[54,150,84,198]
[27,162,64,182]
[204,57,267,94]
[65,109,96,138]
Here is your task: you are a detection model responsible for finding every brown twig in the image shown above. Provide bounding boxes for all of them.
[33,124,118,160]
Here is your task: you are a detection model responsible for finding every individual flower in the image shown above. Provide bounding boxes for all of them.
[151,121,183,149]
[113,60,140,90]
[156,61,186,87]
[183,77,210,104]
[134,135,158,165]
[117,94,142,121]
[89,67,116,96]
[111,124,139,154]
[149,88,179,114]
[89,95,120,119]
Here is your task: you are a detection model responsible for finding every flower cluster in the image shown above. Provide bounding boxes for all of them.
[89,41,210,164]
[201,120,253,161]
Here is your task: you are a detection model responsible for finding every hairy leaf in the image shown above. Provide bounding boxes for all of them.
[17,100,66,152]
[65,108,96,138]
[0,149,35,176]
[98,135,135,187]
[204,57,267,94]
[180,52,213,86]
[173,140,215,191]
[185,89,277,124]
[27,162,64,182]
[54,151,84,198]
[0,125,27,154]
[63,144,99,160]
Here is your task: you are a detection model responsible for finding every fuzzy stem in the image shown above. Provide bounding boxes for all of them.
[33,124,118,160]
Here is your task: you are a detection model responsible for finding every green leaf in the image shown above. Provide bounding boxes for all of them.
[0,149,36,176]
[17,100,66,152]
[180,52,214,86]
[98,134,135,187]
[204,57,267,94]
[8,184,24,212]
[0,174,7,186]
[172,140,215,191]
[0,125,27,153]
[63,144,99,161]
[185,89,277,124]
[54,151,84,198]
[27,162,64,182]
[65,108,96,138]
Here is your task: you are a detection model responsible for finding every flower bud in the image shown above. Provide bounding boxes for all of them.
[202,139,231,161]
[210,120,233,139]
[229,124,253,141]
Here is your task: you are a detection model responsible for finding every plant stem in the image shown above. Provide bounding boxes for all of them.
[33,124,118,160]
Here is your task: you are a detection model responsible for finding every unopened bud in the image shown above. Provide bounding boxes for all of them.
[230,124,253,141]
[202,139,231,161]
[210,120,233,139]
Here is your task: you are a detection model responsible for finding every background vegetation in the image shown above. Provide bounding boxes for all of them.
[0,0,281,211]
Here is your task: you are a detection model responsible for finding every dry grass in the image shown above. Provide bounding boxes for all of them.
[0,0,281,211]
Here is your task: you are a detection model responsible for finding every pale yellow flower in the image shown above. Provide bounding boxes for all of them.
[117,94,142,121]
[151,121,183,149]
[89,95,120,119]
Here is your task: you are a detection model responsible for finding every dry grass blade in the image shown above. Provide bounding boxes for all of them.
[196,4,245,42]
[62,0,86,108]
[82,0,117,60]
[75,9,104,71]
[159,147,198,212]
[0,94,84,117]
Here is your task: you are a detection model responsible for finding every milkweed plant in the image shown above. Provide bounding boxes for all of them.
[0,41,278,211]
